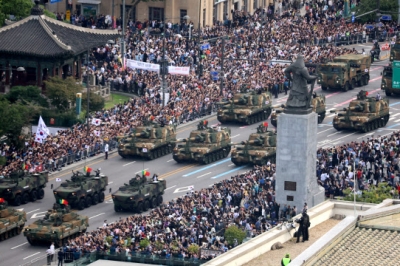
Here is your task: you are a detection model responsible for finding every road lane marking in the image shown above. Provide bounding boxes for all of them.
[357,132,375,139]
[183,158,231,177]
[327,132,340,137]
[318,128,335,135]
[211,166,247,179]
[11,242,28,249]
[159,164,197,179]
[329,133,356,143]
[135,168,148,174]
[387,123,400,129]
[197,172,212,178]
[26,209,40,215]
[165,185,176,190]
[228,164,235,166]
[167,159,174,162]
[174,186,194,193]
[23,252,41,260]
[89,213,105,219]
[123,161,136,166]
[334,88,381,107]
[231,134,240,138]
[108,182,113,184]
[30,211,48,219]
[394,119,400,123]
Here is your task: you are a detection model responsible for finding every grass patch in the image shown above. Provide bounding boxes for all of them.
[105,93,131,109]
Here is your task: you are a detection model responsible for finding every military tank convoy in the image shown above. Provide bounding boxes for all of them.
[0,198,26,241]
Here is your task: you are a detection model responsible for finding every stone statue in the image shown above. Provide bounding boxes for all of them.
[284,55,317,114]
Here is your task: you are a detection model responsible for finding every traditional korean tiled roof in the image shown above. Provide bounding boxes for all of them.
[315,227,400,266]
[0,2,119,59]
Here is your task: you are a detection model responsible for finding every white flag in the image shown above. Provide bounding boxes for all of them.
[35,116,49,144]
[91,118,101,126]
[94,130,101,137]
[56,178,62,182]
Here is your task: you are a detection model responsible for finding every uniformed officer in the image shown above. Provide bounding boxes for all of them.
[281,253,291,266]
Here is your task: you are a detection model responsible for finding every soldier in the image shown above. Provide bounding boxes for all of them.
[152,173,159,181]
[104,143,109,160]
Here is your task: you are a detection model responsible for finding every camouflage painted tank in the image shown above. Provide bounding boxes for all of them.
[317,54,371,91]
[24,203,88,247]
[332,90,390,132]
[0,198,26,241]
[271,94,326,127]
[217,89,272,124]
[53,169,107,210]
[118,121,177,159]
[0,170,48,206]
[112,175,166,212]
[231,123,277,166]
[173,121,231,164]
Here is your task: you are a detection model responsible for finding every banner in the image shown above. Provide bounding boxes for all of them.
[50,0,63,3]
[126,59,160,72]
[168,66,190,76]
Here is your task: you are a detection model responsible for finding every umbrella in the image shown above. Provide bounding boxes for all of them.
[365,24,374,30]
[376,22,384,27]
[174,34,183,38]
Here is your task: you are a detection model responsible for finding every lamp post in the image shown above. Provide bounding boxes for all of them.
[121,0,126,69]
[197,0,202,79]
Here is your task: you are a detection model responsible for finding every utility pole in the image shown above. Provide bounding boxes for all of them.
[121,0,126,68]
[112,0,115,26]
[219,37,225,96]
[86,49,90,136]
[161,32,167,107]
[197,0,202,79]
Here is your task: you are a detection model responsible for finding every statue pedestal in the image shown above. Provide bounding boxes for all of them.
[275,112,325,215]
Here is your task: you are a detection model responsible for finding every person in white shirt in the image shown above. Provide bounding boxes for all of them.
[104,143,109,160]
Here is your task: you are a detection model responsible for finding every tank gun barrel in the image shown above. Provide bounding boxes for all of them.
[348,105,363,111]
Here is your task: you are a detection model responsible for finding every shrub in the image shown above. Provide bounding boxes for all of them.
[224,225,246,246]
[139,238,150,249]
[343,183,398,203]
[188,244,200,255]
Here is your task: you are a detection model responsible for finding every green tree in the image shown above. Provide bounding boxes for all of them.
[0,0,33,26]
[224,225,246,246]
[352,0,399,23]
[139,238,150,249]
[82,92,105,112]
[40,5,56,20]
[45,77,82,112]
[6,86,49,108]
[0,97,31,148]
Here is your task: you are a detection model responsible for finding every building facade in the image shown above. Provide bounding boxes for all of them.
[46,0,273,28]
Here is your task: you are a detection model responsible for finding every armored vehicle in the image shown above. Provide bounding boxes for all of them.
[118,122,176,159]
[271,94,326,127]
[53,169,107,210]
[112,175,166,212]
[0,198,26,241]
[317,54,371,91]
[0,170,48,206]
[231,123,277,166]
[217,89,272,124]
[173,120,231,164]
[332,90,390,132]
[24,203,88,247]
[381,65,397,96]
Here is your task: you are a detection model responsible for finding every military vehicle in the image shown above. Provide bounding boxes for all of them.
[332,90,390,132]
[24,203,88,247]
[270,94,326,127]
[112,175,166,212]
[173,120,231,164]
[118,121,176,159]
[231,123,277,166]
[53,169,107,210]
[0,198,26,241]
[217,89,272,124]
[381,65,397,96]
[317,54,371,91]
[0,170,48,206]
[389,37,400,62]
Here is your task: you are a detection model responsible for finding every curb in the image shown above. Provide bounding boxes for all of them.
[52,112,218,175]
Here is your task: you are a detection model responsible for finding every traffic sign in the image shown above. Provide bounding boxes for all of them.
[201,43,210,50]
[393,61,400,89]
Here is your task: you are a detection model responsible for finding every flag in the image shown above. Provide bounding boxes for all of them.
[36,164,43,172]
[142,170,150,176]
[0,198,5,204]
[35,116,50,144]
[84,166,92,173]
[94,130,101,137]
[56,178,62,182]
[92,118,101,126]
[59,199,68,205]
[263,122,268,127]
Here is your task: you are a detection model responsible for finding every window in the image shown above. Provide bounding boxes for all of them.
[149,7,164,22]
[243,0,248,11]
[223,1,228,17]
[121,5,136,22]
[284,181,297,191]
[180,9,187,23]
[203,8,206,27]
[213,5,217,22]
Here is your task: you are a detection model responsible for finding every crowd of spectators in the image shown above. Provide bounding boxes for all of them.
[1,2,397,176]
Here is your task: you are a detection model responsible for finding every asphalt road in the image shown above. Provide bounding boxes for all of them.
[6,47,398,266]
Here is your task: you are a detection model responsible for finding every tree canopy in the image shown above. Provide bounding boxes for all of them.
[352,0,399,23]
[6,86,49,108]
[0,0,33,26]
[45,77,83,112]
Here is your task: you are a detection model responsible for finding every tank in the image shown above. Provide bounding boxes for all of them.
[23,203,88,247]
[172,120,231,164]
[0,170,48,206]
[317,54,371,91]
[0,198,26,241]
[118,121,177,159]
[217,89,272,124]
[53,169,108,210]
[270,94,326,127]
[231,123,277,166]
[332,90,390,132]
[112,175,166,212]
